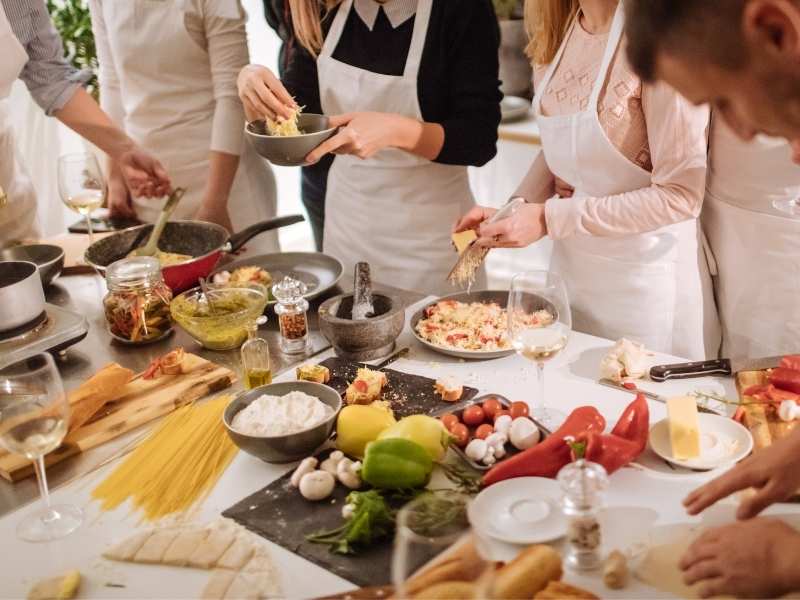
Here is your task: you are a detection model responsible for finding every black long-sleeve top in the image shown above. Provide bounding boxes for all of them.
[282,0,502,167]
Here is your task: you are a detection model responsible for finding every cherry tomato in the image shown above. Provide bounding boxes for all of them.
[493,409,511,423]
[462,405,486,426]
[510,401,530,419]
[450,423,469,447]
[475,423,494,440]
[441,414,460,432]
[482,397,502,418]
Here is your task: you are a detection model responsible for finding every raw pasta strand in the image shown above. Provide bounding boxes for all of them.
[91,396,238,521]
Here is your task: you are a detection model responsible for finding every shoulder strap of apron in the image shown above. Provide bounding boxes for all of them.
[588,1,625,108]
[403,0,432,79]
[319,0,352,59]
[533,13,578,117]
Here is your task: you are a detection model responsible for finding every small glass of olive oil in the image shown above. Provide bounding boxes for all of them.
[241,317,271,389]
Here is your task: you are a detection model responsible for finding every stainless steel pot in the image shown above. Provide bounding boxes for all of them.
[0,261,46,332]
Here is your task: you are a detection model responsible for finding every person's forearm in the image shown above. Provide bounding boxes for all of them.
[201,151,239,210]
[53,88,135,160]
[394,116,444,161]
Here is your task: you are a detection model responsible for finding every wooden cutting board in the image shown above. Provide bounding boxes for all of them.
[0,353,235,482]
[736,370,799,450]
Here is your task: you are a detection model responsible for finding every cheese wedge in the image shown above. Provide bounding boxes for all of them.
[667,396,701,460]
[452,230,477,254]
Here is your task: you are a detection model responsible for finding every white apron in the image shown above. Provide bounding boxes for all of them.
[319,0,483,294]
[535,3,720,359]
[99,0,279,252]
[704,115,800,358]
[0,3,39,247]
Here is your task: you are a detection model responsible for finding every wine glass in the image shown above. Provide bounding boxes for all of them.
[772,198,800,216]
[0,353,83,542]
[58,152,106,244]
[392,492,492,599]
[507,271,572,430]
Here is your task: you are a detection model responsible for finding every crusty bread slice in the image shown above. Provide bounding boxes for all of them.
[68,363,133,432]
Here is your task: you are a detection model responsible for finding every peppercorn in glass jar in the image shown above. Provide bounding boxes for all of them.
[272,276,310,354]
[103,257,173,344]
[558,459,609,571]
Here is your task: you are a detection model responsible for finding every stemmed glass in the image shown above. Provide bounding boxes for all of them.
[58,152,106,245]
[392,492,492,599]
[0,353,83,542]
[772,198,800,216]
[508,271,572,430]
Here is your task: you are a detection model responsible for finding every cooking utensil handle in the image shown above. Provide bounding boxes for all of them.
[227,214,305,252]
[649,359,732,381]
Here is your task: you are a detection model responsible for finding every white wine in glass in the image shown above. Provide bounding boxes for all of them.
[0,353,83,542]
[58,152,106,244]
[508,271,572,430]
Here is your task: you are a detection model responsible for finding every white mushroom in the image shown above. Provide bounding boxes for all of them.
[509,417,541,450]
[320,451,345,475]
[290,457,319,488]
[778,400,800,422]
[342,503,356,519]
[494,414,512,435]
[336,458,362,489]
[482,446,497,466]
[465,438,489,462]
[298,470,335,501]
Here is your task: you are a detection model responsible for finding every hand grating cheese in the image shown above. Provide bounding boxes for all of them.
[667,396,701,460]
[452,229,478,254]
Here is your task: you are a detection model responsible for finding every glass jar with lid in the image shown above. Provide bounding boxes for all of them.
[103,257,173,344]
[272,276,309,355]
[557,459,609,571]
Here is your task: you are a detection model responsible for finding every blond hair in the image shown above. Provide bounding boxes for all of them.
[289,0,343,56]
[524,0,579,65]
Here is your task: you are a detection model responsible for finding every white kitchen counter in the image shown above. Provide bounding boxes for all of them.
[1,296,794,599]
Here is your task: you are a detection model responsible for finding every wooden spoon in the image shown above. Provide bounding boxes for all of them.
[129,187,186,257]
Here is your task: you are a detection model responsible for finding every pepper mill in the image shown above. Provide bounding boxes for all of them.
[352,262,375,321]
[557,459,609,571]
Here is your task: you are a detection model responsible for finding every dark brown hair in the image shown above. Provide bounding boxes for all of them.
[625,0,748,81]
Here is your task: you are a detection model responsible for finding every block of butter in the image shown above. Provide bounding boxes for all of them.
[452,229,477,254]
[666,396,701,460]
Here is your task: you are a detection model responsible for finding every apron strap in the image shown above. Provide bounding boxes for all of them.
[403,0,431,79]
[588,1,625,107]
[533,12,578,118]
[319,0,352,60]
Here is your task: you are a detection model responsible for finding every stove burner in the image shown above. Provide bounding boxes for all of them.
[0,311,49,343]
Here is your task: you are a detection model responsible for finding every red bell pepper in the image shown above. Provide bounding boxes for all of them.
[779,355,800,372]
[571,394,650,474]
[768,367,800,395]
[482,406,606,486]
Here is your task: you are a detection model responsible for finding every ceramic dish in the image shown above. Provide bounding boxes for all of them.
[649,414,753,471]
[468,477,566,545]
[245,113,336,167]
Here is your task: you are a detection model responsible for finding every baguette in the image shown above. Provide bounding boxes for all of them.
[493,545,562,600]
[534,581,598,599]
[434,377,463,402]
[67,363,133,431]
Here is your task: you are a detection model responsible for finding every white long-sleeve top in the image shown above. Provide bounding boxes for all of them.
[88,0,248,157]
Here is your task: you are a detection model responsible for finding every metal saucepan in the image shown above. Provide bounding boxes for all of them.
[0,261,46,332]
[84,215,305,293]
[0,244,64,287]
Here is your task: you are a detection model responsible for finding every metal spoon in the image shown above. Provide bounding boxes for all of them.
[198,276,217,315]
[129,187,186,257]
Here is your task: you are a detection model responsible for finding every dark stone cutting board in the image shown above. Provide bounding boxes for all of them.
[222,358,479,587]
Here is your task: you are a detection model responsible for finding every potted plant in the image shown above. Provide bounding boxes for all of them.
[47,0,99,100]
[494,0,532,98]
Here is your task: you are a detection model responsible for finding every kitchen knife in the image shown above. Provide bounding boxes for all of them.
[598,378,719,414]
[649,355,784,381]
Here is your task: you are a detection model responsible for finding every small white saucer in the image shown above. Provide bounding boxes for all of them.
[468,477,566,545]
[649,414,753,471]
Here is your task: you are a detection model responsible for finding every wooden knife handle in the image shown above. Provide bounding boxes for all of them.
[649,358,732,381]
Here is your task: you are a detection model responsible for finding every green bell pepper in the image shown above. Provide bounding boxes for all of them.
[361,438,433,489]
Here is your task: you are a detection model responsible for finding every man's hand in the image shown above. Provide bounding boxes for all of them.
[684,428,800,519]
[680,518,800,598]
[117,148,171,198]
[106,163,136,220]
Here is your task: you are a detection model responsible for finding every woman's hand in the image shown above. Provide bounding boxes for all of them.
[106,162,136,220]
[116,147,171,198]
[305,112,421,164]
[237,64,296,122]
[194,202,234,234]
[554,176,574,198]
[453,205,498,234]
[679,518,800,598]
[474,203,548,248]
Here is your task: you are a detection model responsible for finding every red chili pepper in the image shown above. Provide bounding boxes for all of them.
[482,406,606,486]
[570,394,650,475]
[768,367,800,395]
[779,355,800,372]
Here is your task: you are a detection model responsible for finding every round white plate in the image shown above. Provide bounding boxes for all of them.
[468,477,566,545]
[649,414,753,471]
